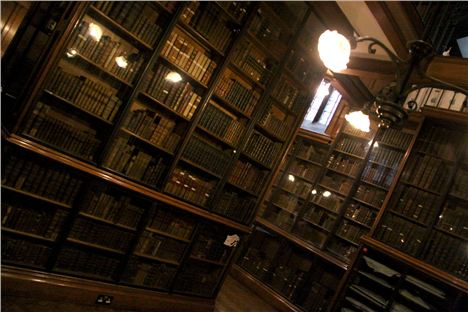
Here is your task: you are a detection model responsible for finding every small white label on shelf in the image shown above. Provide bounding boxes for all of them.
[224,234,240,247]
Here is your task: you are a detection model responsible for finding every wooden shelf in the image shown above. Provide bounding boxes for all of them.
[416,149,456,164]
[120,128,175,156]
[388,210,428,227]
[368,160,397,170]
[341,131,372,141]
[434,227,468,242]
[134,252,180,266]
[421,107,468,126]
[240,151,272,170]
[270,202,299,216]
[310,200,340,215]
[361,236,468,292]
[189,255,225,267]
[177,22,225,57]
[343,216,372,229]
[448,192,468,202]
[302,217,333,233]
[78,212,137,231]
[214,2,243,25]
[228,62,267,92]
[277,186,307,200]
[179,157,224,179]
[376,140,407,152]
[196,125,237,149]
[326,166,357,179]
[399,180,442,196]
[351,197,382,210]
[145,227,191,243]
[212,92,252,119]
[66,238,125,255]
[225,181,258,197]
[255,217,348,270]
[1,227,56,243]
[334,234,360,247]
[295,155,322,167]
[2,185,72,209]
[334,149,365,160]
[159,56,209,90]
[138,92,191,121]
[256,123,287,143]
[360,179,389,191]
[318,183,349,198]
[290,173,317,185]
[4,134,252,233]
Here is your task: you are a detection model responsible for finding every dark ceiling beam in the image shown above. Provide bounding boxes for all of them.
[340,56,396,81]
[330,73,374,107]
[308,2,355,38]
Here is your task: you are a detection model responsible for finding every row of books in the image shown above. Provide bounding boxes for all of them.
[69,218,134,252]
[336,221,367,245]
[80,189,144,229]
[93,2,163,46]
[286,50,314,85]
[282,179,313,199]
[199,103,244,147]
[123,258,177,289]
[123,105,180,153]
[451,169,468,200]
[262,207,296,231]
[55,247,120,279]
[136,231,187,263]
[215,72,261,116]
[312,191,344,213]
[303,206,336,232]
[414,126,458,160]
[2,154,83,205]
[391,185,440,225]
[437,201,466,237]
[217,1,249,23]
[23,103,101,161]
[274,193,301,212]
[379,127,412,149]
[228,160,268,195]
[2,236,51,268]
[422,231,467,279]
[354,184,386,208]
[404,87,467,112]
[161,30,217,85]
[105,136,168,187]
[70,20,144,83]
[2,202,68,240]
[401,154,452,192]
[182,136,231,177]
[361,163,395,189]
[141,63,201,119]
[173,261,221,296]
[375,214,426,256]
[47,66,121,122]
[270,79,299,110]
[335,136,369,158]
[192,235,229,263]
[369,146,403,169]
[244,131,282,167]
[258,105,292,141]
[231,39,273,85]
[182,2,232,52]
[148,208,196,241]
[327,153,361,178]
[289,160,322,182]
[345,203,377,228]
[321,172,353,196]
[296,142,328,164]
[165,168,215,207]
[342,123,373,140]
[213,190,257,223]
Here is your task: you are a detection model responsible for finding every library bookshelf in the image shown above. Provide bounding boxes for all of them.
[1,1,326,309]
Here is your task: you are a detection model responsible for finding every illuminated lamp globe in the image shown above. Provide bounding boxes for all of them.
[318,30,351,72]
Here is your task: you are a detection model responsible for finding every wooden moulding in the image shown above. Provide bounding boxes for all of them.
[361,236,468,293]
[2,266,214,312]
[4,133,252,234]
[230,265,303,312]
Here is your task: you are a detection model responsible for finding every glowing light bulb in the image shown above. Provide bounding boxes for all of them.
[345,111,370,132]
[323,191,331,197]
[115,56,128,68]
[66,48,78,58]
[318,30,351,72]
[288,174,295,182]
[88,23,103,41]
[165,71,183,83]
[311,189,317,195]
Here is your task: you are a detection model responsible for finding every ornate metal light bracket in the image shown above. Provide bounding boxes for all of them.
[352,36,468,128]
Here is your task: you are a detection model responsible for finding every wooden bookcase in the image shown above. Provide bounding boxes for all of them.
[1,1,326,309]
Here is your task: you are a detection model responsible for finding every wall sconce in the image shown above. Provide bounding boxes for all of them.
[318,30,468,129]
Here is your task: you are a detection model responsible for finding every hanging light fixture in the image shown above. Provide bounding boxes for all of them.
[318,30,468,129]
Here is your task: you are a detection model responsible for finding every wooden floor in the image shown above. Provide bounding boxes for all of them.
[2,274,279,312]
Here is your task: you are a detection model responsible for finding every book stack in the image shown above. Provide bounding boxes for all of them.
[198,102,245,146]
[69,20,145,83]
[274,193,299,212]
[345,202,377,227]
[404,86,467,112]
[93,2,163,46]
[450,169,468,200]
[249,9,288,59]
[413,126,458,160]
[327,153,361,177]
[258,104,291,141]
[2,154,83,205]
[303,205,336,232]
[2,236,52,268]
[312,192,344,213]
[80,189,144,229]
[361,163,395,189]
[421,231,467,279]
[122,257,177,289]
[271,79,299,110]
[181,2,233,52]
[335,136,368,158]
[215,71,261,116]
[289,160,321,182]
[182,136,232,177]
[54,247,120,278]
[164,168,216,207]
[174,261,221,296]
[47,66,122,122]
[321,172,353,195]
[148,208,196,241]
[401,154,452,192]
[136,231,187,263]
[214,190,257,223]
[297,142,328,163]
[354,184,386,208]
[2,201,68,240]
[369,146,403,169]
[287,50,313,84]
[69,218,134,252]
[391,185,439,225]
[336,220,367,244]
[217,1,249,22]
[437,201,467,237]
[228,160,268,195]
[244,131,282,167]
[375,214,425,256]
[231,39,273,85]
[161,29,217,85]
[23,102,101,161]
[141,63,201,119]
[124,104,181,153]
[379,127,412,149]
[283,178,313,199]
[105,136,168,187]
